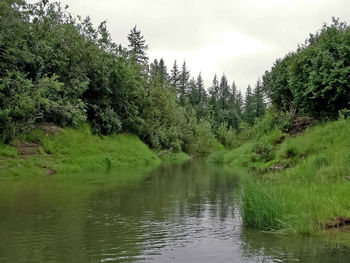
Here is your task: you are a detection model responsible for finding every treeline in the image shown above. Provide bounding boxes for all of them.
[262,17,350,119]
[0,0,266,156]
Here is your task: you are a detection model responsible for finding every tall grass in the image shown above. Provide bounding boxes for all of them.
[0,125,160,177]
[222,119,350,233]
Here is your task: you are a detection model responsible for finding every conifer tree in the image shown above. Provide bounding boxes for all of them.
[229,81,237,108]
[188,77,198,106]
[196,73,206,103]
[219,74,230,110]
[158,58,168,88]
[149,59,160,89]
[244,85,255,125]
[253,78,266,118]
[127,25,148,65]
[208,74,220,125]
[170,60,180,92]
[179,61,190,106]
[236,90,244,117]
[195,73,208,119]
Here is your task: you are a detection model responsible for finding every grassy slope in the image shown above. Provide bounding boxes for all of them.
[0,125,162,178]
[212,120,350,233]
[158,152,191,164]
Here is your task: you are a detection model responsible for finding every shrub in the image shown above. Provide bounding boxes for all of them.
[187,119,217,157]
[216,122,236,149]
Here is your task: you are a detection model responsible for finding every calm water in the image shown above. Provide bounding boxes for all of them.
[0,161,350,262]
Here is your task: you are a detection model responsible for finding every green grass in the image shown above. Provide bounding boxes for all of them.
[0,143,18,158]
[0,125,160,178]
[158,151,191,164]
[217,119,350,233]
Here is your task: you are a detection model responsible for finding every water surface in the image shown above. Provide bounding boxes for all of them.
[0,161,349,262]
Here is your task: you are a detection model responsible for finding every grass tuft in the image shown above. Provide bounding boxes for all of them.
[218,119,350,233]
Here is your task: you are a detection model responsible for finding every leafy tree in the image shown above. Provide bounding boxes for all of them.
[262,18,350,119]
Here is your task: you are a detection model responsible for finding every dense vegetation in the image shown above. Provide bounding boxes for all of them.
[1,0,350,235]
[262,17,350,119]
[209,116,350,233]
[0,0,266,157]
[0,125,162,177]
[207,17,350,233]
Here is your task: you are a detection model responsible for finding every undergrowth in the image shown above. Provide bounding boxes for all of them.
[215,119,350,233]
[0,125,161,177]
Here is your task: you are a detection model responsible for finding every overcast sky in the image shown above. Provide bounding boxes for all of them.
[30,0,350,91]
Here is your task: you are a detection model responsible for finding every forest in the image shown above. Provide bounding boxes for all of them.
[1,0,350,241]
[0,0,267,157]
[1,0,349,157]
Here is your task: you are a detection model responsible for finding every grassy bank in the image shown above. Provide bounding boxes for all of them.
[211,120,350,233]
[0,125,164,178]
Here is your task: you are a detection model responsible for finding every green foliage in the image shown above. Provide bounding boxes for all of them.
[243,85,256,125]
[91,106,122,135]
[0,125,160,177]
[216,122,236,149]
[0,143,18,158]
[338,108,350,120]
[127,25,149,65]
[141,86,183,151]
[158,152,191,164]
[262,18,350,119]
[187,119,217,157]
[0,0,225,157]
[220,119,350,233]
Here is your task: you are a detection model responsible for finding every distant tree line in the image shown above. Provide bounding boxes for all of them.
[0,0,267,155]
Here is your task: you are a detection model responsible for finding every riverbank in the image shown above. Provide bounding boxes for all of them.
[0,124,190,178]
[209,119,350,233]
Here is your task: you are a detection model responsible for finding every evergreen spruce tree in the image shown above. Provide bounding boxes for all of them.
[170,60,180,93]
[179,61,190,106]
[208,75,220,125]
[196,73,206,104]
[149,59,160,89]
[229,81,237,108]
[196,73,208,119]
[236,90,244,117]
[188,77,198,106]
[158,58,168,88]
[244,85,255,125]
[127,25,148,65]
[253,78,266,118]
[219,74,230,110]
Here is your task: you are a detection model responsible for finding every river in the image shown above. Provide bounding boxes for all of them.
[0,161,349,262]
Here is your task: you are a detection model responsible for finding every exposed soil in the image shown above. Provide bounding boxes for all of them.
[287,117,314,136]
[2,123,62,175]
[273,135,286,145]
[13,142,40,156]
[37,122,63,136]
[325,216,350,229]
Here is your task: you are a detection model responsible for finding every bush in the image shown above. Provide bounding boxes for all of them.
[0,110,15,143]
[91,106,122,135]
[216,122,236,149]
[187,119,217,157]
[262,18,350,119]
[338,108,350,120]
